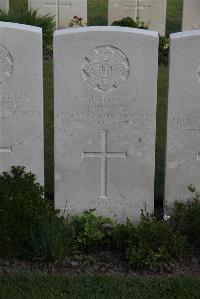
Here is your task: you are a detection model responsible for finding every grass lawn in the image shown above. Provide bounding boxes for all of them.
[0,275,200,299]
[7,1,181,202]
[166,0,183,35]
[10,0,27,12]
[88,0,108,26]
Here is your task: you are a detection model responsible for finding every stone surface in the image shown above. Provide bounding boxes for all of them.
[54,27,158,221]
[0,22,44,184]
[165,31,200,211]
[0,0,9,10]
[28,0,87,28]
[182,0,200,31]
[108,0,167,36]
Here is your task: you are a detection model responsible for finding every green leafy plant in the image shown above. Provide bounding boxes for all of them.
[0,166,57,257]
[0,8,56,55]
[159,36,169,65]
[112,16,169,65]
[29,215,73,262]
[112,207,188,269]
[69,209,114,252]
[170,185,200,251]
[112,16,148,29]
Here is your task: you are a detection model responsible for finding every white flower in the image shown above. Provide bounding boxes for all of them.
[164,215,170,221]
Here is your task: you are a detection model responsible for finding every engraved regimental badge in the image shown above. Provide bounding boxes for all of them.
[82,45,129,92]
[0,44,13,84]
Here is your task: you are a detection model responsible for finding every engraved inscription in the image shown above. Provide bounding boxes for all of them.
[0,92,40,121]
[82,130,127,198]
[82,46,129,92]
[57,95,153,129]
[0,45,13,84]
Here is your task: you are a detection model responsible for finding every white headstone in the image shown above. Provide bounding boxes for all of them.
[165,30,200,211]
[108,0,167,36]
[0,0,9,10]
[28,0,87,28]
[182,0,200,31]
[0,22,44,184]
[54,27,158,221]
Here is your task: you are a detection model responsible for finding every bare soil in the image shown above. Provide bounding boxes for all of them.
[0,251,200,277]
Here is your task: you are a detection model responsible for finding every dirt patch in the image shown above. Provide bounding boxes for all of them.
[0,251,200,277]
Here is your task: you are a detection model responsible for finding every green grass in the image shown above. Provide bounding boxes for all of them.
[0,275,200,299]
[9,0,27,12]
[44,60,54,197]
[87,0,108,26]
[155,65,168,204]
[166,0,183,35]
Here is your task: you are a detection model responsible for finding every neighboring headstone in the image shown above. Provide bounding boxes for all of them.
[108,0,167,36]
[165,31,200,211]
[182,0,200,31]
[0,22,44,184]
[54,27,158,221]
[0,0,9,10]
[28,0,87,28]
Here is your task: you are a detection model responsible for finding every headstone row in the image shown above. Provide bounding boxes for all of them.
[1,21,200,221]
[27,0,167,34]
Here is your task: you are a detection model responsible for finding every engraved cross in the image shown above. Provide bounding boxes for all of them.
[82,130,127,198]
[0,147,12,154]
[124,0,151,20]
[44,0,71,27]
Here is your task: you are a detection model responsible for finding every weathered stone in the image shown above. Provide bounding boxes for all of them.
[182,0,200,31]
[28,0,87,28]
[165,31,200,211]
[108,0,167,36]
[54,27,158,221]
[0,22,44,184]
[0,0,9,10]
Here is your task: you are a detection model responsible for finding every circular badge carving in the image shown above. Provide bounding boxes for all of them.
[0,44,13,84]
[82,45,130,92]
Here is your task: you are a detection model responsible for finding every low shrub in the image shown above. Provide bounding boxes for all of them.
[0,166,57,257]
[170,185,200,251]
[159,36,169,65]
[69,209,114,252]
[29,215,73,262]
[112,208,188,269]
[0,8,56,54]
[112,16,169,65]
[112,16,148,29]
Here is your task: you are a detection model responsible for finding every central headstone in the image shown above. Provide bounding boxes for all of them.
[108,0,167,36]
[28,0,87,28]
[0,22,44,184]
[54,27,158,221]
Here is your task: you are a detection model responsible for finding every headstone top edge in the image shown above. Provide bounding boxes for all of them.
[0,21,42,33]
[54,26,158,38]
[171,30,200,40]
